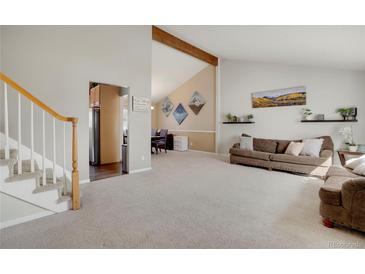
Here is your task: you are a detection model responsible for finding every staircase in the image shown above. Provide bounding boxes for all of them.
[0,72,80,218]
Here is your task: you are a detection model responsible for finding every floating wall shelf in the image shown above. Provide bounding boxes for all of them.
[222,121,255,124]
[301,119,358,123]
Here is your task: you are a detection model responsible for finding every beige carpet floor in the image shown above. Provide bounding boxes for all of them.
[1,151,364,248]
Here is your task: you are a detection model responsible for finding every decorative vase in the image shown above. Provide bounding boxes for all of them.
[348,145,358,152]
[304,115,313,120]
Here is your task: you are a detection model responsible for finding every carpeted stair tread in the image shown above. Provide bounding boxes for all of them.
[57,194,71,204]
[0,158,17,167]
[13,159,40,174]
[0,149,18,160]
[33,180,64,193]
[5,170,42,182]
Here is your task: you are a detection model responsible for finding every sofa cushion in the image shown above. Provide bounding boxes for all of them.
[253,138,278,153]
[229,148,271,161]
[270,161,329,177]
[326,166,361,179]
[345,155,365,169]
[320,136,334,152]
[271,153,331,167]
[240,136,253,150]
[285,142,305,156]
[276,140,291,154]
[353,163,365,176]
[319,176,350,206]
[300,138,324,157]
[230,155,271,169]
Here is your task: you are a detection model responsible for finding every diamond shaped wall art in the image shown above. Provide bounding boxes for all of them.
[188,91,206,115]
[173,103,188,125]
[161,97,174,117]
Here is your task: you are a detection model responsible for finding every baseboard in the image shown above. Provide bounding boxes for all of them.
[129,167,152,174]
[80,179,91,184]
[188,149,217,155]
[0,211,54,229]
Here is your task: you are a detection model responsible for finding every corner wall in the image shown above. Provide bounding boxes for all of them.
[1,26,152,180]
[155,65,216,152]
[218,59,365,159]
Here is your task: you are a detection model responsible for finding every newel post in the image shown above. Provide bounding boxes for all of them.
[71,118,80,210]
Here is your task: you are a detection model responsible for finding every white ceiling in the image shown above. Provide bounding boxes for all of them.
[152,40,208,103]
[160,26,365,71]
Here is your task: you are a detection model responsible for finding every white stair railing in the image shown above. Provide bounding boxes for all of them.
[63,122,67,195]
[1,72,80,210]
[53,117,56,184]
[17,93,22,174]
[3,83,10,159]
[42,110,46,186]
[30,102,35,172]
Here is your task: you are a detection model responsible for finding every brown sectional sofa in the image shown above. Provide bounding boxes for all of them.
[319,165,365,233]
[229,136,334,178]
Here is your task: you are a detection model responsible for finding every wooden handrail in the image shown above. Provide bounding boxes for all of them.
[1,71,80,210]
[0,72,77,123]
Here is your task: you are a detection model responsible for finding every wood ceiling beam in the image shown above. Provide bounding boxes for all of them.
[152,26,218,66]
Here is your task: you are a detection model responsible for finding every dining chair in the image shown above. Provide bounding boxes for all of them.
[151,128,159,154]
[153,129,168,153]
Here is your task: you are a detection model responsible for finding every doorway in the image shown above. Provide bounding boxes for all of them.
[89,81,129,181]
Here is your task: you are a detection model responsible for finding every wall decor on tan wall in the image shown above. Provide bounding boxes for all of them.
[173,103,188,125]
[161,97,174,117]
[252,86,306,108]
[188,91,206,115]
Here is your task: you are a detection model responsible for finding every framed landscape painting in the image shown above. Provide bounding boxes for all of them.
[251,86,306,108]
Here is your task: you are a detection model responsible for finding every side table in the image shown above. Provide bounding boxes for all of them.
[337,150,365,166]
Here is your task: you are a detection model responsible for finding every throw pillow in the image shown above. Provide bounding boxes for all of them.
[240,136,253,150]
[253,138,278,153]
[285,142,305,156]
[276,140,292,154]
[300,138,324,157]
[353,163,365,176]
[345,155,365,169]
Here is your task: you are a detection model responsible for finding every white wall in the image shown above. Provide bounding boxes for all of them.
[218,60,365,159]
[0,26,152,180]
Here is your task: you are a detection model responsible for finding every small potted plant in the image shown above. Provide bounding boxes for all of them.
[225,113,233,122]
[339,126,358,152]
[302,108,313,120]
[336,108,352,120]
[232,115,238,122]
[247,114,254,122]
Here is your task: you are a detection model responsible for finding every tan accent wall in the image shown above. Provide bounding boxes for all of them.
[155,65,216,152]
[99,84,121,164]
[170,131,215,153]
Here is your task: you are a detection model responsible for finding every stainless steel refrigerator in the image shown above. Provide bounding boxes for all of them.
[89,107,100,166]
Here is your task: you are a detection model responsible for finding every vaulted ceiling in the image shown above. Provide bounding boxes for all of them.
[160,26,365,71]
[152,40,208,104]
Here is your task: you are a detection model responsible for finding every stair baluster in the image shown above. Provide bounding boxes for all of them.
[17,93,22,175]
[42,110,46,186]
[63,122,67,195]
[30,102,35,172]
[53,117,56,184]
[3,83,10,159]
